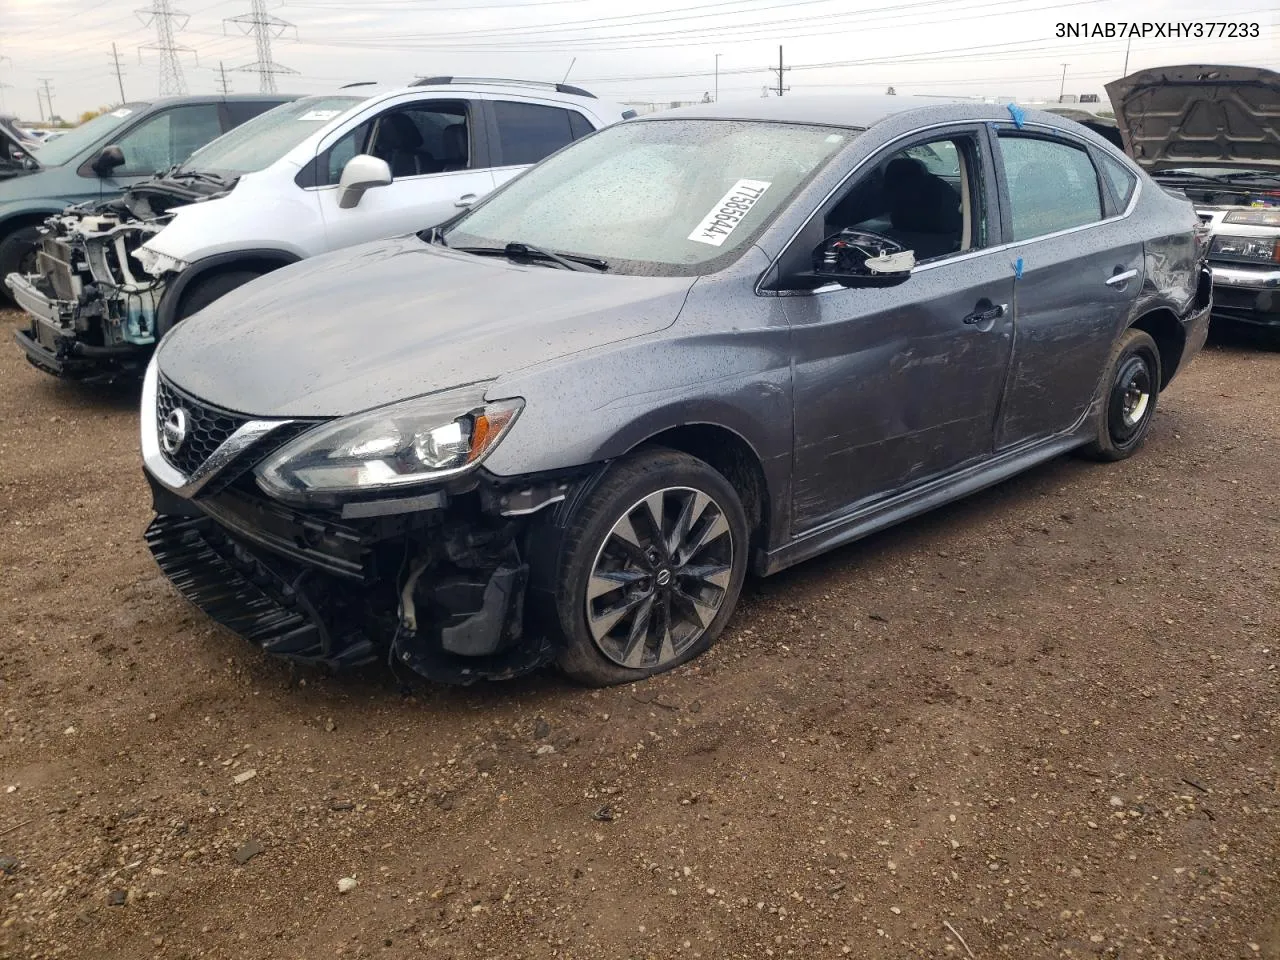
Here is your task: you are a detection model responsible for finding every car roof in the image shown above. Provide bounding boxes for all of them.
[643,95,1083,132]
[143,93,300,108]
[316,80,622,113]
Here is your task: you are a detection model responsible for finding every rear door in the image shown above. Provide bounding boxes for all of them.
[315,96,496,251]
[990,127,1145,449]
[482,97,600,190]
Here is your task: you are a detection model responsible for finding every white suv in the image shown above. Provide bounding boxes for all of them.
[6,78,633,380]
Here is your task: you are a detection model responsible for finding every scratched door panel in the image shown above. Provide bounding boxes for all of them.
[784,257,1015,533]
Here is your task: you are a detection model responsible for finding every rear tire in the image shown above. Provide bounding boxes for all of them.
[547,448,749,687]
[0,225,43,305]
[1079,327,1161,462]
[174,269,263,323]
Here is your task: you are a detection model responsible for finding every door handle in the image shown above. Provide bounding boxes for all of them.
[1105,268,1138,287]
[963,302,1006,325]
[454,193,477,208]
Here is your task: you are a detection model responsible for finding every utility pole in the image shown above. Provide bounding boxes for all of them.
[714,53,721,102]
[35,86,45,122]
[137,0,196,96]
[1058,62,1069,102]
[38,79,55,122]
[225,0,298,94]
[216,60,232,94]
[110,42,128,104]
[769,45,790,97]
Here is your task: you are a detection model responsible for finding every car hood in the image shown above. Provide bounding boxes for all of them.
[156,236,696,418]
[1105,64,1280,171]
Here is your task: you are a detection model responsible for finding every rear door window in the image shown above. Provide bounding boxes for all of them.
[492,101,588,166]
[998,134,1104,241]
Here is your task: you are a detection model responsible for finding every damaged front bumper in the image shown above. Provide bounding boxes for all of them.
[141,376,579,683]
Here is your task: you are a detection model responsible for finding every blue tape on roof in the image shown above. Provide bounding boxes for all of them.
[1007,103,1026,128]
[1014,257,1024,279]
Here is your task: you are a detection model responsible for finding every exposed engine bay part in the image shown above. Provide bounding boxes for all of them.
[5,173,231,381]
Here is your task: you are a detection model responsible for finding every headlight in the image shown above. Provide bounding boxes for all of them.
[255,384,522,502]
[133,245,188,278]
[1224,209,1280,227]
[1210,234,1279,263]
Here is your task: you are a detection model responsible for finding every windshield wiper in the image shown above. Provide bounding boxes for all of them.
[455,241,608,272]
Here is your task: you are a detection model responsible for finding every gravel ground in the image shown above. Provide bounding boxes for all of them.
[0,307,1277,960]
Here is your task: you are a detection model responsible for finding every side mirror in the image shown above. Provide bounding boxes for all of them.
[337,154,392,209]
[812,230,915,288]
[92,144,126,177]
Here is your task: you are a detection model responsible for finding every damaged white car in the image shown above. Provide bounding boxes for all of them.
[6,79,631,380]
[1107,64,1280,340]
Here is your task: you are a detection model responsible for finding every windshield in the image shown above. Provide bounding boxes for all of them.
[34,105,146,166]
[179,96,362,176]
[443,118,854,276]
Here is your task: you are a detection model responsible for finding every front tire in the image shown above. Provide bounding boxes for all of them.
[174,269,263,324]
[1079,327,1161,462]
[0,225,43,304]
[548,448,749,687]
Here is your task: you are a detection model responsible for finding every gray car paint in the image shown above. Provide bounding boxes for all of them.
[153,97,1208,576]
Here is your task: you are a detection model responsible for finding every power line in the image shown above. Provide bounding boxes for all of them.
[137,0,196,96]
[225,0,298,94]
[110,42,127,103]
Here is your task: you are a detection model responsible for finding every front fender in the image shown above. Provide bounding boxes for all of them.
[155,248,303,335]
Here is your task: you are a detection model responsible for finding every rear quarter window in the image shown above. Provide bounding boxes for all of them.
[1097,151,1139,209]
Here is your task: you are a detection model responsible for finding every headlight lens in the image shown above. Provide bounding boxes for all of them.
[255,384,522,502]
[1210,234,1279,263]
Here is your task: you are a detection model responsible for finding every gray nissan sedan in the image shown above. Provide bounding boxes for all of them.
[141,96,1211,686]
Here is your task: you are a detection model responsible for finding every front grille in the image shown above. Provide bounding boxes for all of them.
[156,377,249,479]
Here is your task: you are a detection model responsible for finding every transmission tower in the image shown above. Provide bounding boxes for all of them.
[225,1,298,94]
[216,61,232,94]
[137,0,196,96]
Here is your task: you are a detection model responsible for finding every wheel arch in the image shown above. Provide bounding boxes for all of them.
[624,422,774,564]
[1129,307,1184,390]
[0,209,61,248]
[156,248,302,335]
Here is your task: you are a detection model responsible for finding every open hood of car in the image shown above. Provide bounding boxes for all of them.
[1105,64,1280,171]
[156,236,696,418]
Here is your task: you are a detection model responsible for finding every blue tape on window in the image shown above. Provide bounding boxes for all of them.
[1014,257,1024,279]
[1007,103,1026,129]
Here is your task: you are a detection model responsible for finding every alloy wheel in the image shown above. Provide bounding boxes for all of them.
[585,486,735,669]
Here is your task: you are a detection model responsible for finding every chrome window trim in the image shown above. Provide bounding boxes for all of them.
[140,356,295,499]
[760,117,1142,296]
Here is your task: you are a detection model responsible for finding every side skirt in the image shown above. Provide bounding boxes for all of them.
[762,431,1089,576]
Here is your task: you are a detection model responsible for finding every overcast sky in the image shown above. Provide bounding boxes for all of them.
[1,0,1275,120]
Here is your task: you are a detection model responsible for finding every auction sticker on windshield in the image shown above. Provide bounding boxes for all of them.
[687,179,772,247]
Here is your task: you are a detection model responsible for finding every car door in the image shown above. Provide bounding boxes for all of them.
[94,103,224,191]
[315,97,496,251]
[483,98,599,190]
[778,125,1016,531]
[990,128,1145,450]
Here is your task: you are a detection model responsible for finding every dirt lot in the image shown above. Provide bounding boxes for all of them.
[0,307,1276,960]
